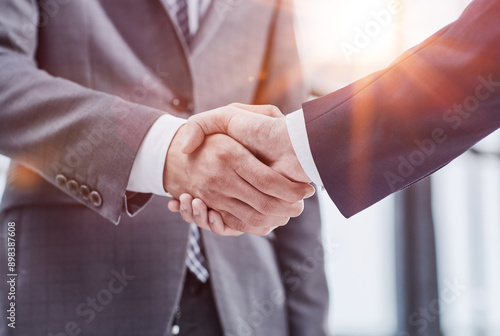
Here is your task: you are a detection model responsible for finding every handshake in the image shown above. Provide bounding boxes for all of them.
[163,103,313,237]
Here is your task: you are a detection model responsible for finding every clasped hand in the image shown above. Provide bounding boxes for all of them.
[164,103,312,236]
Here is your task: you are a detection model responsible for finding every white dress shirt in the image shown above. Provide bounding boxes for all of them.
[286,109,324,188]
[126,0,324,195]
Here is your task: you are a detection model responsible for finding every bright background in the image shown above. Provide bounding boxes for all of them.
[1,1,499,335]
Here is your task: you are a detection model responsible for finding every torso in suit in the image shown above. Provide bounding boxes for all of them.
[0,0,329,335]
[303,0,500,217]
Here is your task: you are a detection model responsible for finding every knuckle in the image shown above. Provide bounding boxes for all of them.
[232,151,247,167]
[247,211,265,228]
[202,185,217,198]
[233,221,247,233]
[252,169,275,190]
[206,171,230,191]
[269,105,280,114]
[180,205,190,215]
[258,198,278,214]
[263,104,281,117]
[277,217,290,227]
[222,212,247,233]
[179,193,192,204]
[290,184,309,202]
[260,173,276,188]
[215,147,234,162]
[206,173,218,187]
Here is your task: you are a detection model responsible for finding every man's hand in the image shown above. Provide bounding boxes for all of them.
[164,123,314,236]
[168,193,228,234]
[168,103,314,235]
[181,103,310,183]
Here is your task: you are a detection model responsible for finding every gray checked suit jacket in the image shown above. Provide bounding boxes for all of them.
[0,0,330,335]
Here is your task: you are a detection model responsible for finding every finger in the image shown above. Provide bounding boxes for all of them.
[229,103,283,118]
[215,172,304,217]
[182,105,272,154]
[179,194,195,223]
[192,198,211,232]
[235,153,314,203]
[219,211,284,236]
[168,199,181,212]
[223,175,305,218]
[304,185,316,198]
[182,109,228,154]
[207,210,244,237]
[182,117,211,154]
[211,197,291,233]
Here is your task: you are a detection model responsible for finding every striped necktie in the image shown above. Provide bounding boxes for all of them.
[176,0,191,44]
[186,223,209,282]
[174,0,209,283]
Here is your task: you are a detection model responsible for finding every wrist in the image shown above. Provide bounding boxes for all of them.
[265,117,310,183]
[163,125,188,197]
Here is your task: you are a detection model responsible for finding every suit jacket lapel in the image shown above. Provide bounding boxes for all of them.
[155,0,195,107]
[157,0,192,55]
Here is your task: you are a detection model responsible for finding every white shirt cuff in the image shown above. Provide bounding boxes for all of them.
[286,109,325,189]
[127,114,187,196]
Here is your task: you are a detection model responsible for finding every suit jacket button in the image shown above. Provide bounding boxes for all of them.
[66,180,79,194]
[90,191,103,207]
[171,98,193,113]
[79,185,90,200]
[55,174,67,187]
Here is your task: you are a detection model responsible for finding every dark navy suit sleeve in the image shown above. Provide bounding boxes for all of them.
[303,0,500,217]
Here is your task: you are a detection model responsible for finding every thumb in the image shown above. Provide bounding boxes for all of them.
[181,109,229,154]
[181,118,208,154]
[229,103,283,118]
